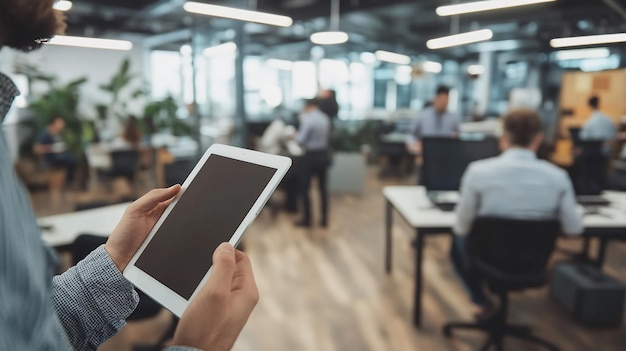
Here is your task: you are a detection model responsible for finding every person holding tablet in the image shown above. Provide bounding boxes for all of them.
[0,2,258,350]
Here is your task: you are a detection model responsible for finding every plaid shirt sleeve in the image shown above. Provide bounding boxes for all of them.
[52,245,140,350]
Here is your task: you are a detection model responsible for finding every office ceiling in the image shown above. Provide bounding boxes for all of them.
[64,0,626,57]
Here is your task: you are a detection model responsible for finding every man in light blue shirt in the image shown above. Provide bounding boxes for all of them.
[1,2,258,350]
[580,96,616,142]
[453,109,583,317]
[406,85,460,153]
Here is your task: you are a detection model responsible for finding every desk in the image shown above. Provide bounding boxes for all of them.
[383,186,626,327]
[39,203,129,248]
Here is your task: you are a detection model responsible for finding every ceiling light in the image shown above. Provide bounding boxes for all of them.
[550,33,626,48]
[183,2,293,27]
[427,29,493,49]
[53,0,73,11]
[310,31,349,45]
[310,0,349,45]
[46,35,133,50]
[267,59,294,70]
[436,0,556,16]
[423,61,442,73]
[375,50,411,65]
[555,48,610,60]
[467,64,485,75]
[203,42,237,57]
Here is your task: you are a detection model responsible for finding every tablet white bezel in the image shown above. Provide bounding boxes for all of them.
[123,143,291,317]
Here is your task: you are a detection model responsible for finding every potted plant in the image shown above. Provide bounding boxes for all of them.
[16,66,87,158]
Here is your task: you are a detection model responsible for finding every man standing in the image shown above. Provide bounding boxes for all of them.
[295,99,331,228]
[406,85,460,153]
[581,96,616,143]
[453,109,583,318]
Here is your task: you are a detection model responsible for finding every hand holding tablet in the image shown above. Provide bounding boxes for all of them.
[121,144,291,316]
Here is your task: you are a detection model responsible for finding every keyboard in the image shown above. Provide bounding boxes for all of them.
[432,202,457,212]
[577,196,611,207]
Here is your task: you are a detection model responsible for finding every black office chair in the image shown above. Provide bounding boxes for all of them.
[98,150,140,183]
[443,218,561,351]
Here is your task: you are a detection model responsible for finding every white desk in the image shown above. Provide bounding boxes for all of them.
[39,203,129,248]
[383,186,626,327]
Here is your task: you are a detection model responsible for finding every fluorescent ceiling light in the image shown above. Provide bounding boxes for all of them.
[436,0,555,16]
[427,29,493,49]
[550,33,626,48]
[203,42,237,57]
[375,50,411,65]
[555,48,610,60]
[267,59,294,70]
[467,64,485,75]
[183,2,293,27]
[53,0,73,11]
[46,35,133,50]
[310,31,349,45]
[423,61,442,73]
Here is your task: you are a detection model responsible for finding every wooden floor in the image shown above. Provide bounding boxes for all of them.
[32,168,626,351]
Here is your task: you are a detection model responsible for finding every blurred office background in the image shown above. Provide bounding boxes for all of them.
[3,0,626,350]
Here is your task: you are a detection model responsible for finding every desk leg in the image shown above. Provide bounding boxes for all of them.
[596,238,609,268]
[385,200,393,274]
[413,229,424,327]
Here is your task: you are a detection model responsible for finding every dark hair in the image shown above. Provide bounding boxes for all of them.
[503,109,542,147]
[588,96,599,109]
[123,115,142,145]
[0,0,65,52]
[304,98,319,107]
[436,85,450,96]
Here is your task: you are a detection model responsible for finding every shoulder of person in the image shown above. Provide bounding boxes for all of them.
[535,159,570,182]
[465,156,500,175]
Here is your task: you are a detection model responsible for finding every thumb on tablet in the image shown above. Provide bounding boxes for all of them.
[205,243,236,296]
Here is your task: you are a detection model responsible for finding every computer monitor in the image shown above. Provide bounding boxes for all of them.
[421,137,500,191]
[572,140,606,196]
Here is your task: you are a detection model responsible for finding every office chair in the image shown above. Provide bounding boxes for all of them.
[443,218,561,351]
[98,150,141,183]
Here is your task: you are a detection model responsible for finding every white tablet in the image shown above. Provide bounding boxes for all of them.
[123,144,291,317]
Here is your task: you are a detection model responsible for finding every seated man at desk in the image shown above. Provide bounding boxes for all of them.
[453,108,584,318]
[34,116,77,186]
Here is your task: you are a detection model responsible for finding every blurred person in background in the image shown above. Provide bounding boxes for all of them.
[33,115,77,185]
[317,89,339,120]
[581,96,616,153]
[295,98,331,228]
[0,1,258,350]
[406,85,459,154]
[121,115,143,147]
[452,109,583,319]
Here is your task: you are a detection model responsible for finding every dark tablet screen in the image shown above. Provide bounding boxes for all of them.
[135,154,276,299]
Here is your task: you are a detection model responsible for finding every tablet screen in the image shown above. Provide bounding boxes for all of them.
[135,154,277,299]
